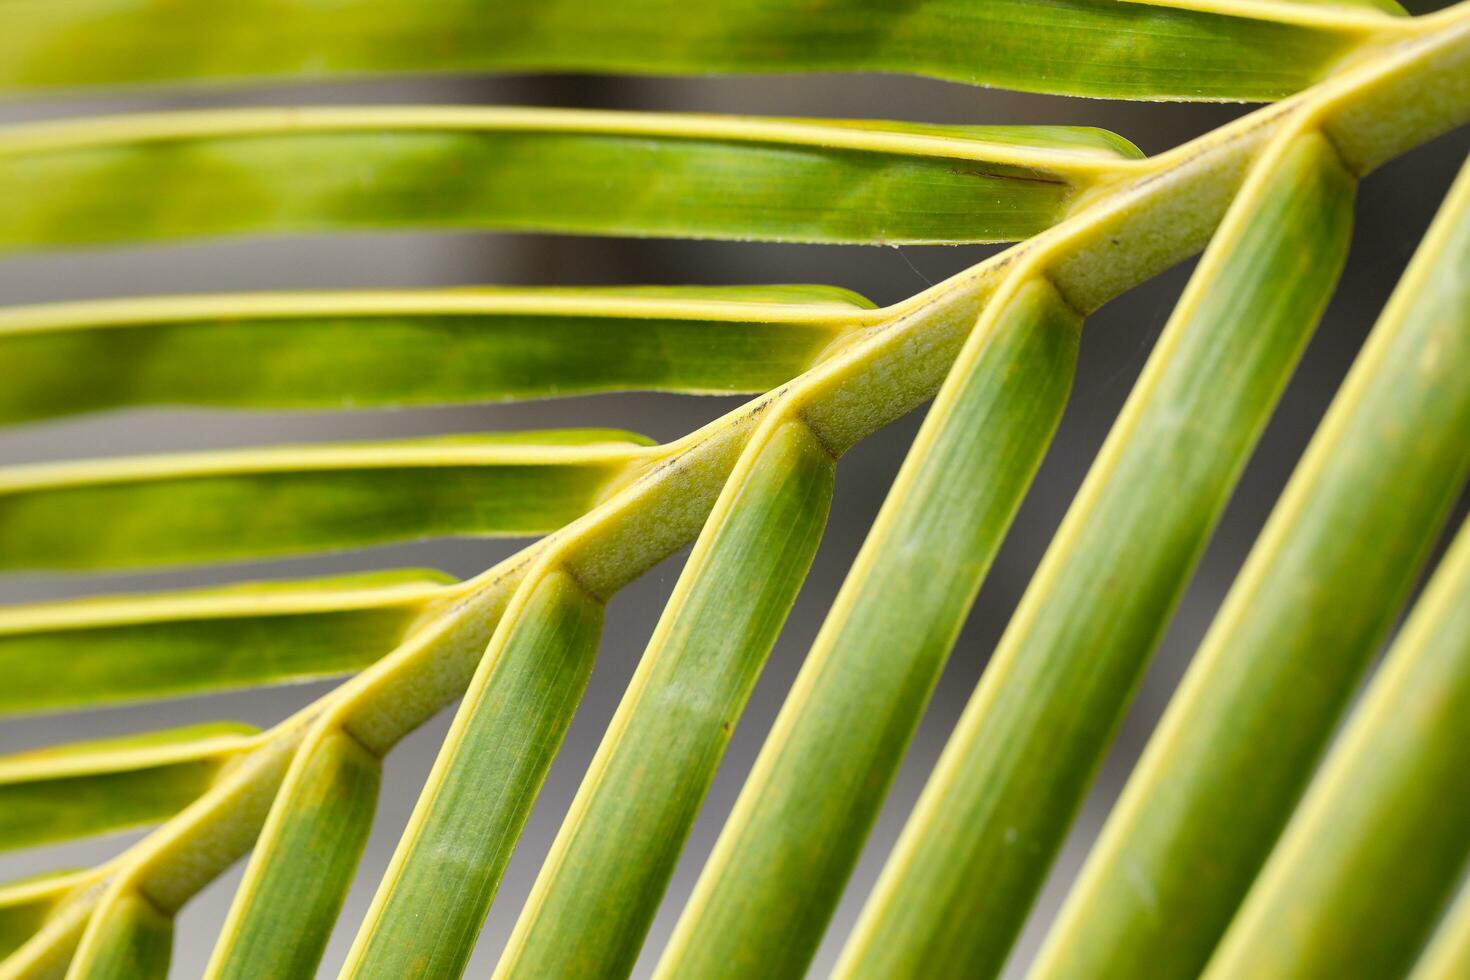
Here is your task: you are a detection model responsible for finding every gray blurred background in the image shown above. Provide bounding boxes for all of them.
[2,3,1467,974]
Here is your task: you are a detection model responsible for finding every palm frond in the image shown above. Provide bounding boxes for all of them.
[0,431,654,571]
[2,0,1404,100]
[833,119,1355,978]
[1,2,1467,979]
[0,109,1139,250]
[1034,141,1470,980]
[0,285,874,423]
[1204,514,1470,979]
[0,725,260,852]
[0,571,457,714]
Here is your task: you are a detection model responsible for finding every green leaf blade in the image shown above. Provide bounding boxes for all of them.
[1031,152,1470,980]
[0,872,94,963]
[0,287,870,425]
[342,569,603,980]
[834,127,1356,980]
[1410,879,1470,980]
[67,892,171,980]
[0,571,453,715]
[0,110,1136,252]
[0,433,652,572]
[0,723,258,851]
[0,0,1379,101]
[0,885,96,980]
[495,417,836,980]
[1203,516,1470,980]
[656,276,1082,979]
[206,729,380,980]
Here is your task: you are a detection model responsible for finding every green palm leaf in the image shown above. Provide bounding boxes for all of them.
[496,416,836,979]
[0,724,259,851]
[834,120,1356,980]
[1,2,1467,979]
[1,0,1401,100]
[657,273,1081,979]
[342,568,604,979]
[0,286,873,424]
[0,871,96,963]
[207,730,380,980]
[1413,881,1470,979]
[1032,134,1470,980]
[0,109,1138,251]
[1204,514,1470,978]
[0,570,456,714]
[0,431,653,571]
